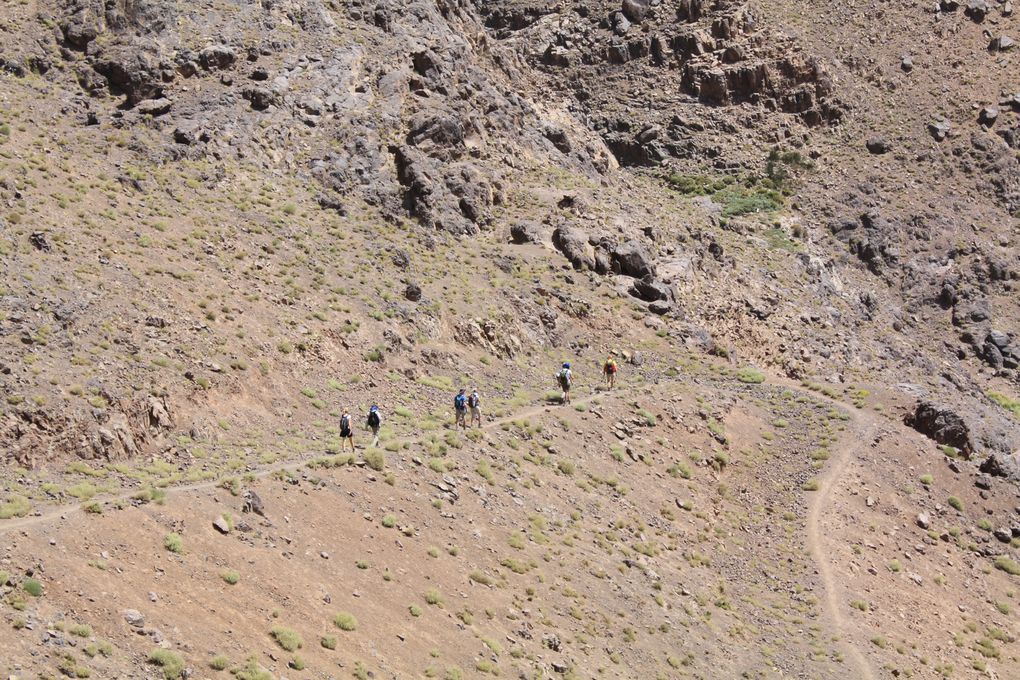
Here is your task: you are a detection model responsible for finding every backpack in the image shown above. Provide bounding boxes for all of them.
[558,368,571,388]
[340,414,351,433]
[606,360,617,374]
[454,394,467,410]
[468,393,479,408]
[367,410,380,428]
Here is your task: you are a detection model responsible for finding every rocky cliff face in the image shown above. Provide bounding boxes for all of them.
[476,0,843,168]
[41,0,618,236]
[1,0,1019,467]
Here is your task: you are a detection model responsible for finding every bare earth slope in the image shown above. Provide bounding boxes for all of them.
[1,0,1020,678]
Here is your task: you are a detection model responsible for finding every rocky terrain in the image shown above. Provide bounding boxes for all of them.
[0,0,1019,678]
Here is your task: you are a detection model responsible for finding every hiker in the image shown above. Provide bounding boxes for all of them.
[557,362,573,404]
[454,388,468,431]
[339,408,355,453]
[603,355,618,390]
[468,388,482,428]
[366,405,382,448]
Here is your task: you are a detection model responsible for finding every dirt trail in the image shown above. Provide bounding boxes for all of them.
[0,384,629,536]
[0,371,880,680]
[804,407,881,680]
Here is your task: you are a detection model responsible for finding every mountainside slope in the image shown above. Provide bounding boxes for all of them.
[1,0,1020,678]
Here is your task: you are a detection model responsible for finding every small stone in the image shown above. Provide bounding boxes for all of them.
[928,119,952,141]
[123,609,145,628]
[212,516,232,534]
[866,496,876,507]
[979,106,999,126]
[901,56,913,71]
[320,551,330,559]
[136,98,172,116]
[148,592,158,602]
[916,512,930,529]
[866,137,891,154]
[990,35,1015,51]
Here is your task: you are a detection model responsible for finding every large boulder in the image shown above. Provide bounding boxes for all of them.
[905,402,976,457]
[199,44,235,71]
[91,44,164,106]
[630,276,675,303]
[621,0,652,23]
[510,221,542,244]
[612,240,656,278]
[552,226,595,270]
[980,452,1020,480]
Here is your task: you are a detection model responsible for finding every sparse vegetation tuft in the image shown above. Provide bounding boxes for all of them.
[148,649,185,679]
[334,612,358,631]
[270,626,303,651]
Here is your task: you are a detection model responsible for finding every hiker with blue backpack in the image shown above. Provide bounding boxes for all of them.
[454,388,468,430]
[366,405,382,447]
[557,362,573,405]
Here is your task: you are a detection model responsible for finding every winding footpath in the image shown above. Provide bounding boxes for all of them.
[0,374,882,678]
[804,403,882,680]
[0,385,618,536]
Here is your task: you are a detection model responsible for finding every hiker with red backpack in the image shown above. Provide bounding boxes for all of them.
[603,355,618,390]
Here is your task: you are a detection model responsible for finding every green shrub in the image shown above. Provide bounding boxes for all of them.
[148,649,185,679]
[469,571,493,586]
[0,495,31,519]
[23,578,43,597]
[334,612,358,631]
[163,532,183,553]
[270,626,303,651]
[716,186,783,218]
[994,556,1020,576]
[221,570,239,585]
[363,448,385,471]
[209,655,229,670]
[232,656,273,680]
[988,392,1020,419]
[321,635,337,650]
[382,514,397,528]
[424,588,443,606]
[636,409,656,426]
[736,367,765,384]
[476,460,494,484]
[948,496,963,511]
